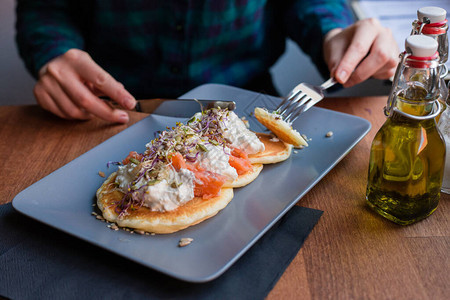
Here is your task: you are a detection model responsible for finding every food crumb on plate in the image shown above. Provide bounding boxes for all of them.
[178,237,194,247]
[109,224,119,231]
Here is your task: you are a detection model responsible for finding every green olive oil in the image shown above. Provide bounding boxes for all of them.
[366,88,445,225]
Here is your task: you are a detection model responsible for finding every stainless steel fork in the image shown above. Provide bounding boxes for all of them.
[276,77,337,124]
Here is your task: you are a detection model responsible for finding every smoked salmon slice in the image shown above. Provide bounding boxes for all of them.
[122,151,143,165]
[229,148,253,175]
[170,152,226,199]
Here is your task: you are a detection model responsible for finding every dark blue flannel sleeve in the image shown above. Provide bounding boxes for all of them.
[285,0,355,79]
[16,0,86,78]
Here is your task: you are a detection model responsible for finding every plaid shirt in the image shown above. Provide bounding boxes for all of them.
[16,0,354,98]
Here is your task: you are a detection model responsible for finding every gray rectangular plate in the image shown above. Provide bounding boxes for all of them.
[12,84,371,283]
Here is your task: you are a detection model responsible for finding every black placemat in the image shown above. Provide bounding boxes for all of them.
[0,203,322,300]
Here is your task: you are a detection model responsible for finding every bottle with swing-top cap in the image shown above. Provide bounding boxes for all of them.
[412,6,449,120]
[416,7,450,195]
[365,35,445,225]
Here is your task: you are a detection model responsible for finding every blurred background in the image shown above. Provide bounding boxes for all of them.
[0,0,400,107]
[1,0,36,105]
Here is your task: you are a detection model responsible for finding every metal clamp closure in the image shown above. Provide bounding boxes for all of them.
[391,100,441,120]
[385,52,408,117]
[417,17,431,34]
[440,64,448,79]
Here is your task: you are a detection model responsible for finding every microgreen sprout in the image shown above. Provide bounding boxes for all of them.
[113,107,232,217]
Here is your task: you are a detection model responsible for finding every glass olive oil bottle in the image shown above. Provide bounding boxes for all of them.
[366,35,445,225]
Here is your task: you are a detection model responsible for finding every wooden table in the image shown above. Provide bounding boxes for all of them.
[1,97,448,299]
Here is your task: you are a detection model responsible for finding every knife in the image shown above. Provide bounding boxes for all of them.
[113,98,236,118]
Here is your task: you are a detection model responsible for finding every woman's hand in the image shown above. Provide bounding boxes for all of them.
[34,49,136,123]
[323,18,399,87]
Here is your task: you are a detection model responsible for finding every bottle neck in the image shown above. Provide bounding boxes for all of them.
[399,62,440,100]
[404,54,440,68]
[389,95,441,122]
[385,52,441,120]
[394,91,435,117]
[416,19,448,34]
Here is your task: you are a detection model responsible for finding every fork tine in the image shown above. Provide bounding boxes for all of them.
[277,98,292,114]
[276,82,305,111]
[277,77,336,123]
[276,95,291,111]
[277,100,291,115]
[276,91,300,112]
[286,98,311,123]
[287,94,324,123]
[283,91,309,116]
[279,93,306,116]
[284,82,305,101]
[299,95,323,113]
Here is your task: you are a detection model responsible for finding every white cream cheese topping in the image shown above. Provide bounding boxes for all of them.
[142,168,195,211]
[116,162,141,190]
[115,163,195,212]
[114,109,263,213]
[196,144,238,181]
[221,111,265,154]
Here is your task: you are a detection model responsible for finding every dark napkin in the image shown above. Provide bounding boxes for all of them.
[0,203,322,300]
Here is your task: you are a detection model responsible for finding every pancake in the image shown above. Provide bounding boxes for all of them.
[97,173,234,234]
[223,163,263,188]
[223,132,291,187]
[254,107,308,148]
[95,108,297,234]
[249,132,293,164]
